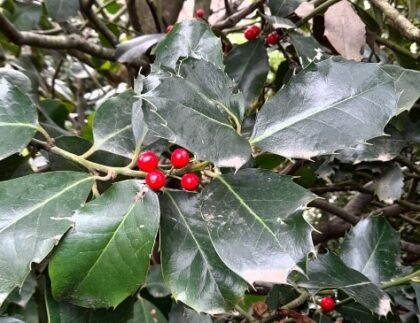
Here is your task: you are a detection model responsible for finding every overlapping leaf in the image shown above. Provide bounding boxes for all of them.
[160,191,247,314]
[298,253,391,316]
[373,164,404,204]
[0,78,38,160]
[168,303,212,323]
[340,217,400,284]
[289,31,328,67]
[140,58,250,169]
[337,127,406,164]
[128,298,167,323]
[0,172,93,306]
[154,20,223,71]
[225,39,269,107]
[201,169,317,285]
[91,91,145,158]
[49,180,159,308]
[268,0,304,17]
[250,57,398,159]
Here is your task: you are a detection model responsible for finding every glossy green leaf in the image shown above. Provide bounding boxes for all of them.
[9,1,42,31]
[250,57,398,159]
[266,285,298,310]
[225,39,269,106]
[168,303,212,323]
[288,31,327,67]
[0,78,38,160]
[336,301,393,323]
[49,180,160,308]
[382,65,420,113]
[0,318,25,323]
[45,0,80,22]
[45,284,135,323]
[201,169,317,285]
[0,68,31,93]
[298,253,391,316]
[268,0,304,17]
[160,191,247,314]
[337,127,406,164]
[140,59,250,170]
[374,164,404,204]
[92,91,146,158]
[127,298,167,323]
[412,282,420,311]
[144,265,171,298]
[341,217,400,284]
[0,172,93,306]
[154,20,223,71]
[116,34,165,64]
[7,273,37,307]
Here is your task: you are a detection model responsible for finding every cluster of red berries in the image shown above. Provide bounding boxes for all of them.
[137,149,200,191]
[243,25,280,45]
[320,296,335,312]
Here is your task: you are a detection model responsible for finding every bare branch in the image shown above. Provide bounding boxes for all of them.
[0,12,115,61]
[80,0,118,46]
[212,0,264,30]
[371,0,420,42]
[309,199,359,225]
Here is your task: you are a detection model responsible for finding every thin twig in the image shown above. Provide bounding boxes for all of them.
[0,12,115,60]
[371,0,420,42]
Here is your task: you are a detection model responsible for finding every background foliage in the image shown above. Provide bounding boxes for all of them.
[0,0,420,322]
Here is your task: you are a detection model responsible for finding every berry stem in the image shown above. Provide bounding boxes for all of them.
[31,138,147,178]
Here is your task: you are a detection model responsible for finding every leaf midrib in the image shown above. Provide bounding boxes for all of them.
[73,202,138,294]
[215,176,282,247]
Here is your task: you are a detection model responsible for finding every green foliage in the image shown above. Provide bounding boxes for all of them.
[0,2,419,322]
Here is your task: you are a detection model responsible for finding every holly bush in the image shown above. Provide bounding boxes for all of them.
[0,0,420,322]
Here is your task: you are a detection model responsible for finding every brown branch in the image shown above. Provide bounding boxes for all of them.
[396,156,420,176]
[402,241,420,255]
[0,12,115,61]
[309,199,359,225]
[212,0,264,30]
[80,0,118,47]
[370,0,420,42]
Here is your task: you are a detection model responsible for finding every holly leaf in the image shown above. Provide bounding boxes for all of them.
[250,57,398,159]
[168,303,212,323]
[127,298,167,323]
[324,0,366,60]
[225,39,269,107]
[336,127,406,164]
[268,0,304,17]
[298,253,391,316]
[49,180,159,308]
[382,65,420,113]
[154,20,223,71]
[160,191,247,314]
[91,91,145,158]
[144,265,171,298]
[0,78,38,160]
[340,217,400,284]
[116,34,165,64]
[201,169,317,285]
[373,164,404,204]
[0,172,93,306]
[139,58,250,170]
[289,31,327,67]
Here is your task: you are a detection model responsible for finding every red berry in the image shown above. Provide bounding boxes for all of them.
[244,25,261,41]
[181,173,200,191]
[146,170,166,190]
[166,25,174,33]
[171,148,190,168]
[320,297,335,312]
[137,151,159,172]
[266,31,280,45]
[196,8,205,18]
